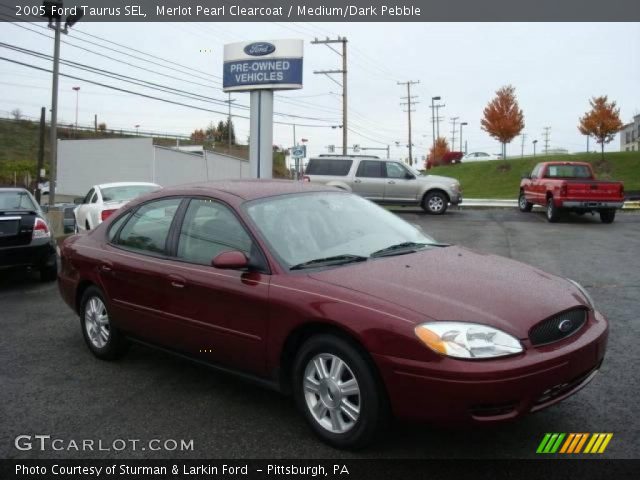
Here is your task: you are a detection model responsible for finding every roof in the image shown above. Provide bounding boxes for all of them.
[162,179,338,201]
[95,182,160,189]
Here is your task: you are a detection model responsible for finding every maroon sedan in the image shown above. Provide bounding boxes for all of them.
[58,180,608,448]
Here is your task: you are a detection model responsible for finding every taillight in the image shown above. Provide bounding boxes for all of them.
[302,176,310,183]
[101,209,117,221]
[32,217,51,240]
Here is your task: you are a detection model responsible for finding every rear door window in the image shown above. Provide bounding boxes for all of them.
[356,160,385,178]
[114,198,182,255]
[305,159,353,176]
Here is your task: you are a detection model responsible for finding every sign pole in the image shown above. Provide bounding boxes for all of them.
[250,90,273,179]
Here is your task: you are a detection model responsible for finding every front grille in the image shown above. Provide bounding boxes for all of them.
[529,308,587,346]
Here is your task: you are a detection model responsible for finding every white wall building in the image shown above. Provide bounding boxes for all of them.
[57,138,249,196]
[620,114,640,152]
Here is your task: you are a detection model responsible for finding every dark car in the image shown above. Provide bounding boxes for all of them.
[58,180,608,448]
[0,188,57,281]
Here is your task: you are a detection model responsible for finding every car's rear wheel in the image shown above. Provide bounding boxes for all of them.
[518,191,533,212]
[293,334,388,449]
[422,191,448,215]
[80,286,128,360]
[600,209,616,224]
[546,197,560,223]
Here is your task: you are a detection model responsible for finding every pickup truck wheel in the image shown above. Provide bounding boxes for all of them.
[600,209,616,224]
[422,191,448,215]
[518,192,533,212]
[546,198,560,223]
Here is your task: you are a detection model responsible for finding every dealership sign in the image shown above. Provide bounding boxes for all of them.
[223,39,303,92]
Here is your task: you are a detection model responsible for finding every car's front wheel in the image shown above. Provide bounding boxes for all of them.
[293,334,388,449]
[518,191,533,212]
[422,191,448,215]
[80,286,128,360]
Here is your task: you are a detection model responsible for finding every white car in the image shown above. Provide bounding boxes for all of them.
[462,152,502,162]
[74,182,160,232]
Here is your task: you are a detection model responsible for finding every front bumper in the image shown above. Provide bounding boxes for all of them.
[374,310,608,425]
[450,192,463,205]
[0,240,56,270]
[561,200,623,209]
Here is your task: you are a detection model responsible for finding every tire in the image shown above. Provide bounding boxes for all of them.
[422,191,448,215]
[600,209,616,224]
[518,191,533,212]
[546,197,560,223]
[80,286,128,360]
[292,334,388,449]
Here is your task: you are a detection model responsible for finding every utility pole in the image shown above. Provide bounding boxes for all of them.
[224,92,236,153]
[36,107,46,204]
[398,80,419,165]
[520,133,527,158]
[430,96,440,155]
[72,86,80,134]
[42,1,83,206]
[312,37,348,154]
[435,103,445,138]
[542,127,551,155]
[450,117,459,151]
[94,114,97,133]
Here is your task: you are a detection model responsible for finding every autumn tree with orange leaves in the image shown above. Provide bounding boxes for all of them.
[481,85,525,159]
[578,96,623,160]
[426,137,450,169]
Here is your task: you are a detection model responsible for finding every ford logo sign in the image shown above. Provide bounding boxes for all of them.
[244,42,276,57]
[558,319,573,333]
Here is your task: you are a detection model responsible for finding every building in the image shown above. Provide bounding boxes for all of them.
[56,138,249,197]
[620,114,640,152]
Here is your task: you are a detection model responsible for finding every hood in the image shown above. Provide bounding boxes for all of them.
[421,174,458,184]
[307,246,587,339]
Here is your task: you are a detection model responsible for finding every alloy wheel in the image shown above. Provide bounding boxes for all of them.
[84,297,110,349]
[303,353,361,434]
[428,195,444,213]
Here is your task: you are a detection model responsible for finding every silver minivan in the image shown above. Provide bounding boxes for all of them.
[304,155,462,214]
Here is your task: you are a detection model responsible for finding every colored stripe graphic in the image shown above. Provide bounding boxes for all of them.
[537,433,613,454]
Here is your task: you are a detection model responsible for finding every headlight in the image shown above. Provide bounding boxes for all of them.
[415,322,523,359]
[450,183,459,190]
[567,278,595,310]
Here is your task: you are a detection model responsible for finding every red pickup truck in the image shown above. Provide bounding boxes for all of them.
[519,162,624,223]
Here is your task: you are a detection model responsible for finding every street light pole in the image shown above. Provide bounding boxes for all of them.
[72,86,80,133]
[459,122,468,153]
[533,139,538,157]
[135,124,140,136]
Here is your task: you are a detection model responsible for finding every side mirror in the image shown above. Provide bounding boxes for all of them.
[73,197,84,204]
[405,172,415,180]
[212,250,248,270]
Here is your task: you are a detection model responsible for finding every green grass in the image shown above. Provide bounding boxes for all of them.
[428,151,640,199]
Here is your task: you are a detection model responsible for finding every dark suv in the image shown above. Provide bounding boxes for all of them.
[0,188,57,281]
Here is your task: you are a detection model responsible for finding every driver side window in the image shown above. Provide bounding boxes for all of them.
[177,199,252,266]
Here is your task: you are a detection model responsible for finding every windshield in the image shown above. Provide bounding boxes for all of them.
[245,192,435,269]
[0,190,37,211]
[100,185,158,202]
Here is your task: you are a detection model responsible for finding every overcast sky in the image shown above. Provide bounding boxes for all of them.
[1,21,638,161]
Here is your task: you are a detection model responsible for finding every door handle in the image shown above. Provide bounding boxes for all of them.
[354,179,362,183]
[100,262,114,274]
[388,181,396,184]
[168,274,186,289]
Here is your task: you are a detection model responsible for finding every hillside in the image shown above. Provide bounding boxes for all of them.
[428,151,640,199]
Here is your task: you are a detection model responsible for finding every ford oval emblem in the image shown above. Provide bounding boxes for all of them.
[244,42,276,56]
[558,319,573,333]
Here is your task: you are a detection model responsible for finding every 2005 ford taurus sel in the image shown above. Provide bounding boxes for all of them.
[58,180,608,448]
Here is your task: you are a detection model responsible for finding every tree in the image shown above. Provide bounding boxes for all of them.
[481,85,525,159]
[224,119,236,145]
[11,108,22,121]
[98,122,107,133]
[578,96,623,160]
[426,137,450,169]
[190,128,206,143]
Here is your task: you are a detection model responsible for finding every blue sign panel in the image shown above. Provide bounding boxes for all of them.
[223,58,303,90]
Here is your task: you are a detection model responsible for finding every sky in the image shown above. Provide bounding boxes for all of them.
[0,20,638,163]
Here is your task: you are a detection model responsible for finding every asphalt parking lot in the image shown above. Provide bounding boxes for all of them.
[1,208,639,459]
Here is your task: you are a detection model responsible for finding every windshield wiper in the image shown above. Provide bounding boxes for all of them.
[370,241,439,258]
[290,254,368,271]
